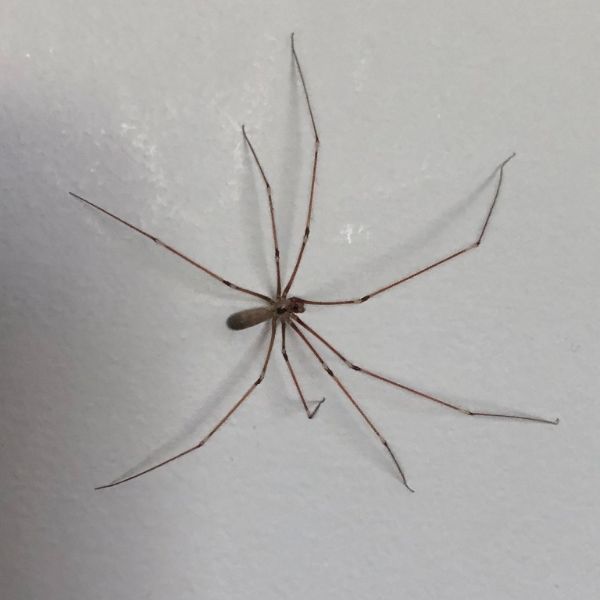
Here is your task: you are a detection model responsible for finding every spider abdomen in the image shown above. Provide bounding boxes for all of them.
[226,307,273,330]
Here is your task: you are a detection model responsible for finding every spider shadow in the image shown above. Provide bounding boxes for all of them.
[275,44,305,282]
[99,136,281,306]
[303,163,504,300]
[238,136,274,298]
[106,322,271,486]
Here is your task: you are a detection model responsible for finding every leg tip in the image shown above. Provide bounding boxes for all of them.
[308,397,325,419]
[502,152,517,167]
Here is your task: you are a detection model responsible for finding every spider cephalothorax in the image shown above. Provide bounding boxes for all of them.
[286,297,306,315]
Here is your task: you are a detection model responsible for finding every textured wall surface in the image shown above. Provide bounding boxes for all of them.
[1,2,599,599]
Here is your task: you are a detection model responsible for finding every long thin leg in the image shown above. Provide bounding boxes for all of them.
[289,321,414,492]
[242,125,282,297]
[95,320,278,490]
[282,33,321,296]
[69,192,270,303]
[281,322,325,418]
[298,153,516,306]
[294,316,559,425]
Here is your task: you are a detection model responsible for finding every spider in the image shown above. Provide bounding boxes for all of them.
[70,33,558,492]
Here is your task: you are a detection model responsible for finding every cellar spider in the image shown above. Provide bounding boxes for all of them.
[70,33,558,492]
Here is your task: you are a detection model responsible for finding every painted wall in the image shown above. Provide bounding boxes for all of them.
[1,2,598,598]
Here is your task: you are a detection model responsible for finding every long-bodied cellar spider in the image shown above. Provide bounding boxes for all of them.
[70,34,558,492]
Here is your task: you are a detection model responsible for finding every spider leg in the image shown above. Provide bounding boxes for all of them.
[281,322,325,419]
[289,321,414,492]
[95,320,277,490]
[283,33,321,296]
[242,125,282,297]
[68,192,270,302]
[298,153,516,306]
[293,316,559,425]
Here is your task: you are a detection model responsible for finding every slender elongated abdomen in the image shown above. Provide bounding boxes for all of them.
[226,307,273,330]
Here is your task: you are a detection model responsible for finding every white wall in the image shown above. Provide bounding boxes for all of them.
[1,1,598,599]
